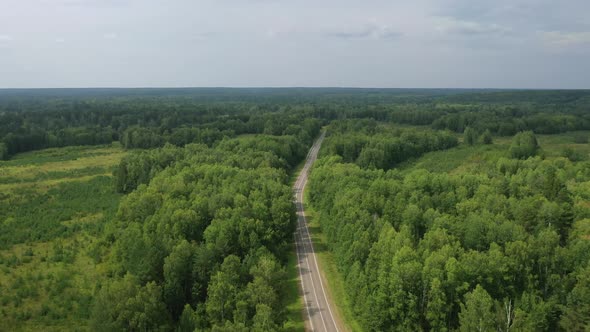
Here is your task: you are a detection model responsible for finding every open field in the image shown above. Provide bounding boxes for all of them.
[0,145,125,331]
[397,130,590,174]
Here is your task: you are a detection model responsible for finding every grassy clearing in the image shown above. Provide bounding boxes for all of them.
[397,143,507,174]
[303,194,363,332]
[0,144,125,184]
[2,143,123,167]
[397,130,590,174]
[0,232,110,331]
[537,130,590,158]
[0,145,126,331]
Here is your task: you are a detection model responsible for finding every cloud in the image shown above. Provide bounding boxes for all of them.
[542,31,590,47]
[436,18,511,36]
[1,0,590,88]
[327,23,402,40]
[437,0,590,33]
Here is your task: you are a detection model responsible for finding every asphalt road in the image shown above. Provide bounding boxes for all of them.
[293,131,342,332]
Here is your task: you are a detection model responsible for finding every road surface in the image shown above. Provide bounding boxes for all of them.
[293,131,342,332]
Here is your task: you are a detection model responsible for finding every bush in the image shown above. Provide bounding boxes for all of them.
[480,129,493,144]
[563,147,586,162]
[510,131,539,159]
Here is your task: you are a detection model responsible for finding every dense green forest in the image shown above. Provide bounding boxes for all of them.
[309,121,590,331]
[0,88,589,331]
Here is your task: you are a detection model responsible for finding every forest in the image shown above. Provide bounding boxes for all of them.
[309,122,590,331]
[0,88,589,331]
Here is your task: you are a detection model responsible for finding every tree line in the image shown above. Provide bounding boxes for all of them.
[3,88,589,160]
[323,119,458,170]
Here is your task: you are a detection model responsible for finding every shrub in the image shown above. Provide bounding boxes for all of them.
[510,131,539,159]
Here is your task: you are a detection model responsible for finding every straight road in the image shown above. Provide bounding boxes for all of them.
[293,131,342,332]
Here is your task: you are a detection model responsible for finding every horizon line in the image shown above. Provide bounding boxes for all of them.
[0,86,588,91]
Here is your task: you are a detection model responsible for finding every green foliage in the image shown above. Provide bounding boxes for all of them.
[0,176,121,248]
[510,131,539,159]
[177,304,201,332]
[163,240,194,319]
[115,143,183,193]
[3,89,590,331]
[324,120,458,170]
[91,274,171,331]
[122,127,164,149]
[308,125,590,331]
[0,142,7,160]
[426,278,448,332]
[253,304,279,331]
[572,133,588,144]
[464,126,477,145]
[562,147,586,162]
[104,127,304,330]
[481,129,493,144]
[559,264,590,331]
[206,255,241,324]
[459,285,495,332]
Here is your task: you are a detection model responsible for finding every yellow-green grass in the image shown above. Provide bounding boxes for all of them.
[0,145,126,331]
[303,193,364,332]
[2,143,122,166]
[0,173,113,195]
[0,145,125,182]
[536,131,590,158]
[397,130,590,175]
[0,232,110,331]
[0,144,125,198]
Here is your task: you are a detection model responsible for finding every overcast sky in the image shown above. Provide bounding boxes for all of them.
[1,0,589,88]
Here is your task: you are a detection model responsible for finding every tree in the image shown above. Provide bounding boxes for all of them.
[464,127,477,145]
[510,131,539,159]
[206,255,241,324]
[0,142,7,160]
[560,266,590,331]
[459,285,495,332]
[178,304,200,332]
[163,240,194,319]
[427,278,448,332]
[252,304,279,332]
[480,129,493,145]
[90,274,170,331]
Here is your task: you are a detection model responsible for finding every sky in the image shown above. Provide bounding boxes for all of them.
[0,0,589,89]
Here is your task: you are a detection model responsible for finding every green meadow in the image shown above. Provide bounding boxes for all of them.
[0,144,126,331]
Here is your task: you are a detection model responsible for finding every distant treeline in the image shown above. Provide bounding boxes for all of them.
[352,105,590,135]
[2,89,590,159]
[323,119,458,170]
[0,101,321,158]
